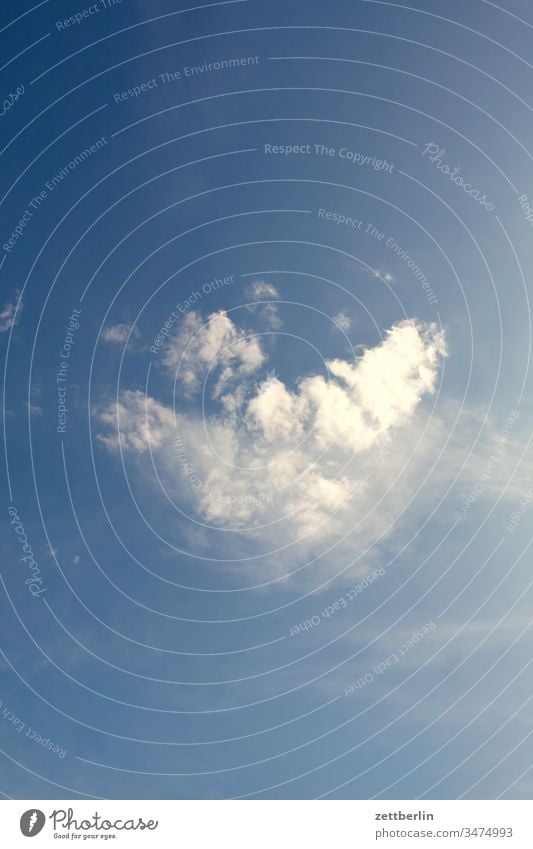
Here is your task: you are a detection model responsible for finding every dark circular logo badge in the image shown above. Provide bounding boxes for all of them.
[20,810,46,837]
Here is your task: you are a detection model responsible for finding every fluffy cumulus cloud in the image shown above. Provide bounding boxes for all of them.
[96,389,175,453]
[162,310,265,396]
[96,311,447,550]
[0,289,22,332]
[244,319,445,455]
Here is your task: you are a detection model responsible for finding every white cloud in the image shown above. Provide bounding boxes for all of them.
[246,280,279,300]
[373,270,396,283]
[101,323,139,345]
[162,310,265,395]
[246,281,282,329]
[96,318,448,553]
[73,555,81,565]
[96,388,174,453]
[245,376,306,442]
[0,290,22,332]
[326,320,445,435]
[332,311,352,332]
[257,302,282,329]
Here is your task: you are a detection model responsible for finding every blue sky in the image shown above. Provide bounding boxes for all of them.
[1,0,532,799]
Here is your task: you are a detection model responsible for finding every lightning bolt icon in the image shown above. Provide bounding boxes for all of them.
[28,811,38,833]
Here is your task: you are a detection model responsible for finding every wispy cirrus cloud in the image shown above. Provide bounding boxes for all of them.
[246,280,279,300]
[245,280,282,329]
[332,311,352,332]
[101,323,140,345]
[0,289,22,332]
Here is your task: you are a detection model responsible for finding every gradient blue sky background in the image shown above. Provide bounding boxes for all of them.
[1,0,532,800]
